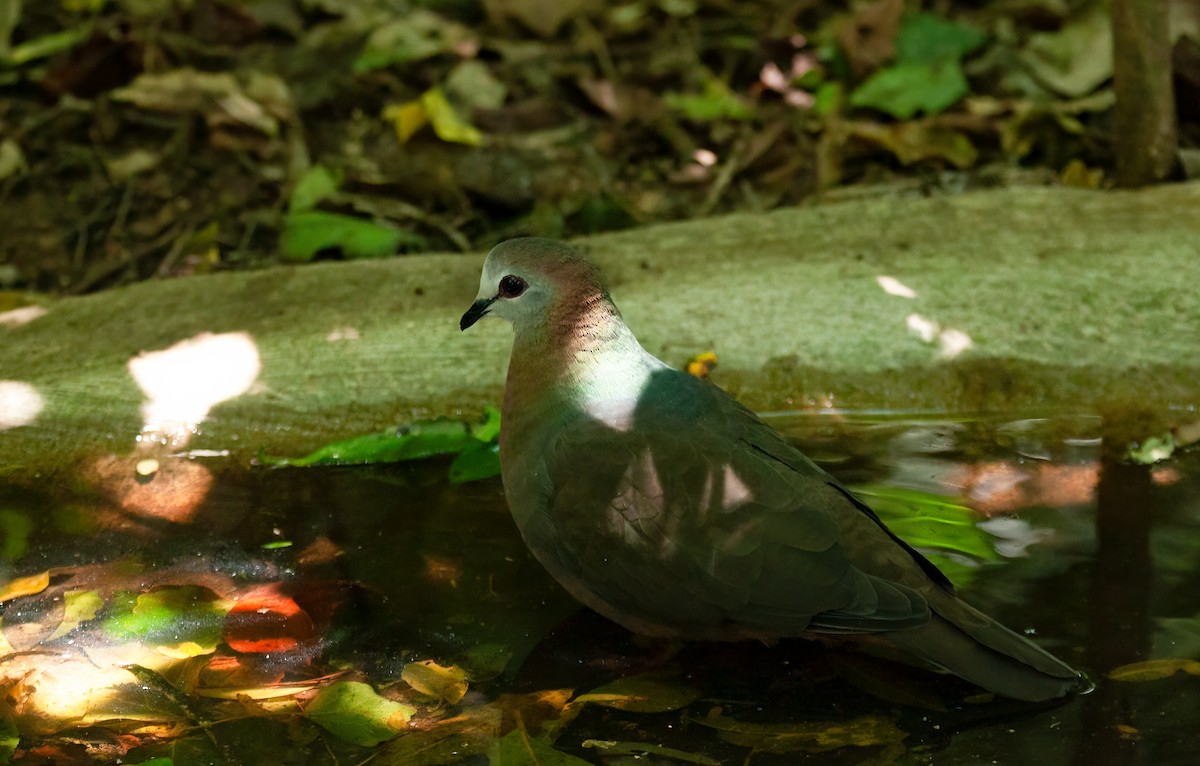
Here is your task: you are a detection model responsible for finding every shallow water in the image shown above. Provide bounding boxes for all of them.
[1,413,1198,764]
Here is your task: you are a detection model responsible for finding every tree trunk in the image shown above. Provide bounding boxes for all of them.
[1111,0,1178,186]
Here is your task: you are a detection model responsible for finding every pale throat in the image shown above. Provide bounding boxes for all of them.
[508,301,667,433]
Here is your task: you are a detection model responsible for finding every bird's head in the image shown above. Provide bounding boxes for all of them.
[460,238,610,334]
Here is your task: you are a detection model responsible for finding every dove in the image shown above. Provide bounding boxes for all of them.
[460,237,1081,702]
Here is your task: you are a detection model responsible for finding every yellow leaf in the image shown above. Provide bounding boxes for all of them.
[195,684,317,700]
[385,101,429,145]
[402,659,469,704]
[155,641,215,659]
[421,87,483,146]
[1108,658,1200,682]
[0,570,50,602]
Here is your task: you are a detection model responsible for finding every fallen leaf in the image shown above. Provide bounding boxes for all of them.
[575,675,701,713]
[403,660,470,705]
[847,120,978,168]
[386,101,430,145]
[689,709,906,754]
[1020,4,1113,97]
[0,570,50,602]
[305,681,415,747]
[487,727,591,765]
[280,210,413,262]
[1108,658,1200,682]
[422,87,484,146]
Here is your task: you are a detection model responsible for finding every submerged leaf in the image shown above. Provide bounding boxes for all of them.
[102,586,230,655]
[403,660,469,705]
[488,728,591,765]
[689,710,905,754]
[1108,658,1200,682]
[575,675,700,713]
[0,570,49,602]
[305,681,414,747]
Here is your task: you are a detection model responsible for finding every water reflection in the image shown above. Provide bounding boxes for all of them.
[0,414,1197,764]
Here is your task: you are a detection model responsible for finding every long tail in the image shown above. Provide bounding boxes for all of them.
[887,590,1081,702]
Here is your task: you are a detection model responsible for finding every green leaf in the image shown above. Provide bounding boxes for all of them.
[895,13,987,66]
[131,758,173,766]
[664,78,754,121]
[280,211,413,262]
[260,417,485,467]
[289,165,341,212]
[48,589,104,640]
[0,508,32,560]
[421,86,483,146]
[353,11,468,73]
[1126,433,1176,465]
[401,659,469,705]
[488,729,592,766]
[102,586,229,653]
[0,707,18,762]
[449,443,501,484]
[304,681,414,747]
[850,60,969,119]
[470,406,502,443]
[2,26,89,67]
[854,484,995,587]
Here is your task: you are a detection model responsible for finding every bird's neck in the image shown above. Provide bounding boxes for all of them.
[501,293,663,451]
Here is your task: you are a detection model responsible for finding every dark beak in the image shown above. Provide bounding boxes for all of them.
[460,298,495,331]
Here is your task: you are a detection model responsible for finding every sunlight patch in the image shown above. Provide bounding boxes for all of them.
[128,332,261,445]
[876,275,917,298]
[0,380,45,430]
[0,305,48,326]
[906,313,974,359]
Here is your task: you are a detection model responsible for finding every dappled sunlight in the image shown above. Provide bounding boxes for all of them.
[0,305,47,326]
[950,460,1181,514]
[86,455,214,526]
[875,275,917,298]
[0,380,44,430]
[876,276,974,359]
[128,331,261,447]
[905,312,974,359]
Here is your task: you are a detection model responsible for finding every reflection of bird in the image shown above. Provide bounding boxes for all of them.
[460,238,1080,702]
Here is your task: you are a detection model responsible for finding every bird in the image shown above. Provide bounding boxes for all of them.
[460,237,1081,702]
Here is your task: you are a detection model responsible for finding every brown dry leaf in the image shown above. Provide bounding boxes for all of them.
[0,570,50,602]
[402,660,469,705]
[1108,658,1200,682]
[836,0,904,77]
[847,120,978,168]
[498,688,574,738]
[1020,4,1112,98]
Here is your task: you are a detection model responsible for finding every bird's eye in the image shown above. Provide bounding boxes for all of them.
[498,275,527,298]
